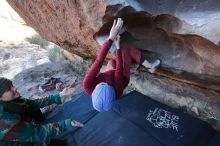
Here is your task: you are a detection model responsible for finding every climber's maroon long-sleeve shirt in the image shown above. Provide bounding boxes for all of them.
[83,40,129,98]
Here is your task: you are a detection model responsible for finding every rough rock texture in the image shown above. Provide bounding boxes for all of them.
[13,62,84,101]
[96,7,220,77]
[95,6,220,92]
[7,0,220,58]
[6,0,106,59]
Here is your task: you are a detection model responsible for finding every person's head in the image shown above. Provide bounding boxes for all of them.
[0,77,20,102]
[91,83,116,112]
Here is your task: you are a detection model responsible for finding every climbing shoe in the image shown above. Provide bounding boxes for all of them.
[148,59,161,74]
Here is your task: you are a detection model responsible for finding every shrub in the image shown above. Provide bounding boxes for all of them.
[62,51,92,75]
[25,34,49,48]
[47,44,66,62]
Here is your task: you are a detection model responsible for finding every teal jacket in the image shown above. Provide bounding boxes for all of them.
[0,94,73,146]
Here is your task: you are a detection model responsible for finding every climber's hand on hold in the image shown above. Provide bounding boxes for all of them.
[108,18,123,41]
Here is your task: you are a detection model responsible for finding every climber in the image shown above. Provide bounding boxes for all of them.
[83,18,161,112]
[0,77,84,146]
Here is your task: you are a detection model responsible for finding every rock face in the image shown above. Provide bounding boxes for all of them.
[6,0,106,59]
[6,0,220,92]
[13,62,84,101]
[7,0,220,58]
[95,6,220,92]
[96,7,220,77]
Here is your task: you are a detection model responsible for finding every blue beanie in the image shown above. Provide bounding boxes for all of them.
[91,84,116,112]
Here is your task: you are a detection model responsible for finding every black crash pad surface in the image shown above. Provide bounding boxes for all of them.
[43,91,219,146]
